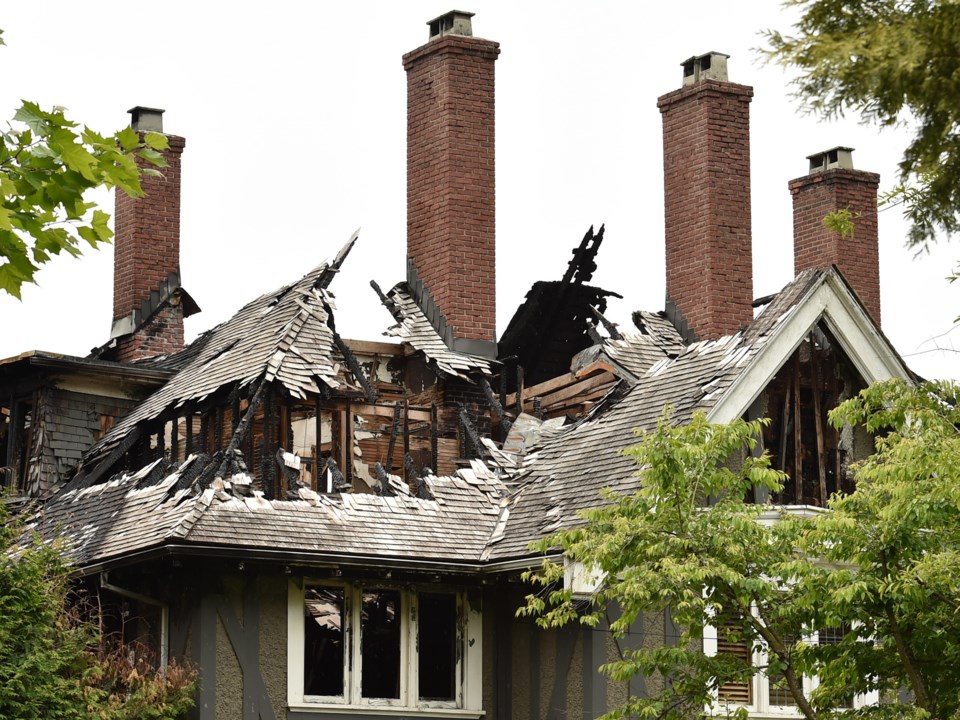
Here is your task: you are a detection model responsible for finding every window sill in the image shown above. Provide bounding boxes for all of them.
[288,704,484,719]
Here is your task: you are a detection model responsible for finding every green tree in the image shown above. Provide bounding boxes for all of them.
[0,502,196,719]
[521,380,960,719]
[763,0,960,249]
[0,29,168,299]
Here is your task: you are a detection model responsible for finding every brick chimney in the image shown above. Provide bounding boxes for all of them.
[790,147,881,324]
[403,10,499,359]
[657,52,754,342]
[111,107,194,362]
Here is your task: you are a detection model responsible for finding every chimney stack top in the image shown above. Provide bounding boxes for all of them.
[428,10,474,40]
[806,146,855,174]
[681,52,730,85]
[127,106,165,133]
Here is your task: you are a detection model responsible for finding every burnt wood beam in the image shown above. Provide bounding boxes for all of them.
[385,401,402,474]
[216,379,268,480]
[261,388,277,498]
[811,334,828,506]
[333,333,377,403]
[479,376,512,436]
[430,403,438,473]
[458,406,487,459]
[793,353,802,502]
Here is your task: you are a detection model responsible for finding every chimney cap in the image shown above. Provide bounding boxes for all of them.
[681,51,730,86]
[807,146,855,173]
[427,10,474,40]
[127,106,165,133]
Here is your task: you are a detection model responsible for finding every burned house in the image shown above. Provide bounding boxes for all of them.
[3,11,910,720]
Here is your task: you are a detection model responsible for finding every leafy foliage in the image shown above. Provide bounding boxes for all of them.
[0,99,168,298]
[521,382,960,719]
[0,503,195,719]
[763,0,960,248]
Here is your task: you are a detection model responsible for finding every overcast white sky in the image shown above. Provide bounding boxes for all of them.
[1,2,957,381]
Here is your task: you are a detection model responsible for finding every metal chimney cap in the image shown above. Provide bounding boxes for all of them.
[681,51,730,86]
[127,106,165,133]
[428,10,475,40]
[807,146,855,173]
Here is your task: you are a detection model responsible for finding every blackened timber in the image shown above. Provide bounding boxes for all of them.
[499,225,622,385]
[405,453,432,500]
[811,334,828,505]
[385,402,401,474]
[185,407,194,456]
[333,332,377,403]
[533,397,542,420]
[172,416,180,462]
[261,388,276,498]
[69,423,146,490]
[373,461,395,496]
[430,403,438,472]
[479,377,512,435]
[326,457,348,492]
[214,407,223,452]
[779,372,791,477]
[458,406,487,459]
[315,396,323,489]
[590,304,622,340]
[516,364,524,411]
[793,353,802,502]
[200,412,210,454]
[370,279,403,325]
[586,319,603,345]
[344,403,353,487]
[216,379,267,480]
[402,401,410,482]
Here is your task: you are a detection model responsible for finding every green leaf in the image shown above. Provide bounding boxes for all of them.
[115,126,140,152]
[144,131,169,151]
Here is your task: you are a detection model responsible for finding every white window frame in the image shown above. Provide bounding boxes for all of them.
[288,579,483,716]
[704,620,879,718]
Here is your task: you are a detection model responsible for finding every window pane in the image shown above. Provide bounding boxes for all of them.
[418,593,457,701]
[304,587,345,697]
[361,589,401,699]
[768,673,798,706]
[819,626,854,708]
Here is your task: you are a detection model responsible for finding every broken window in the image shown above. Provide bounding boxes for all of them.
[304,587,346,699]
[417,593,458,702]
[361,589,402,700]
[293,583,477,711]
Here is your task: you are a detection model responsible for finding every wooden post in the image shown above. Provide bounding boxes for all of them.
[402,400,410,482]
[431,403,438,472]
[793,353,803,503]
[810,334,828,506]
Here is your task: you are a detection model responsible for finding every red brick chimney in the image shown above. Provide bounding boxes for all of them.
[111,107,195,362]
[790,147,881,324]
[657,52,754,342]
[403,10,499,359]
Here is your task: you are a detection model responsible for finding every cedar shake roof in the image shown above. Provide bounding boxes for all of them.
[30,268,879,574]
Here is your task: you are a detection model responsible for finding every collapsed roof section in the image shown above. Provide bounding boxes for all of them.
[373,281,493,380]
[29,266,910,575]
[71,235,368,485]
[485,267,911,561]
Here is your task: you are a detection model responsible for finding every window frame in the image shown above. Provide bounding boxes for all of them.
[704,620,879,718]
[288,579,482,716]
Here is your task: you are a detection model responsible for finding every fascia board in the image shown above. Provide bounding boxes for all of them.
[708,274,910,425]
